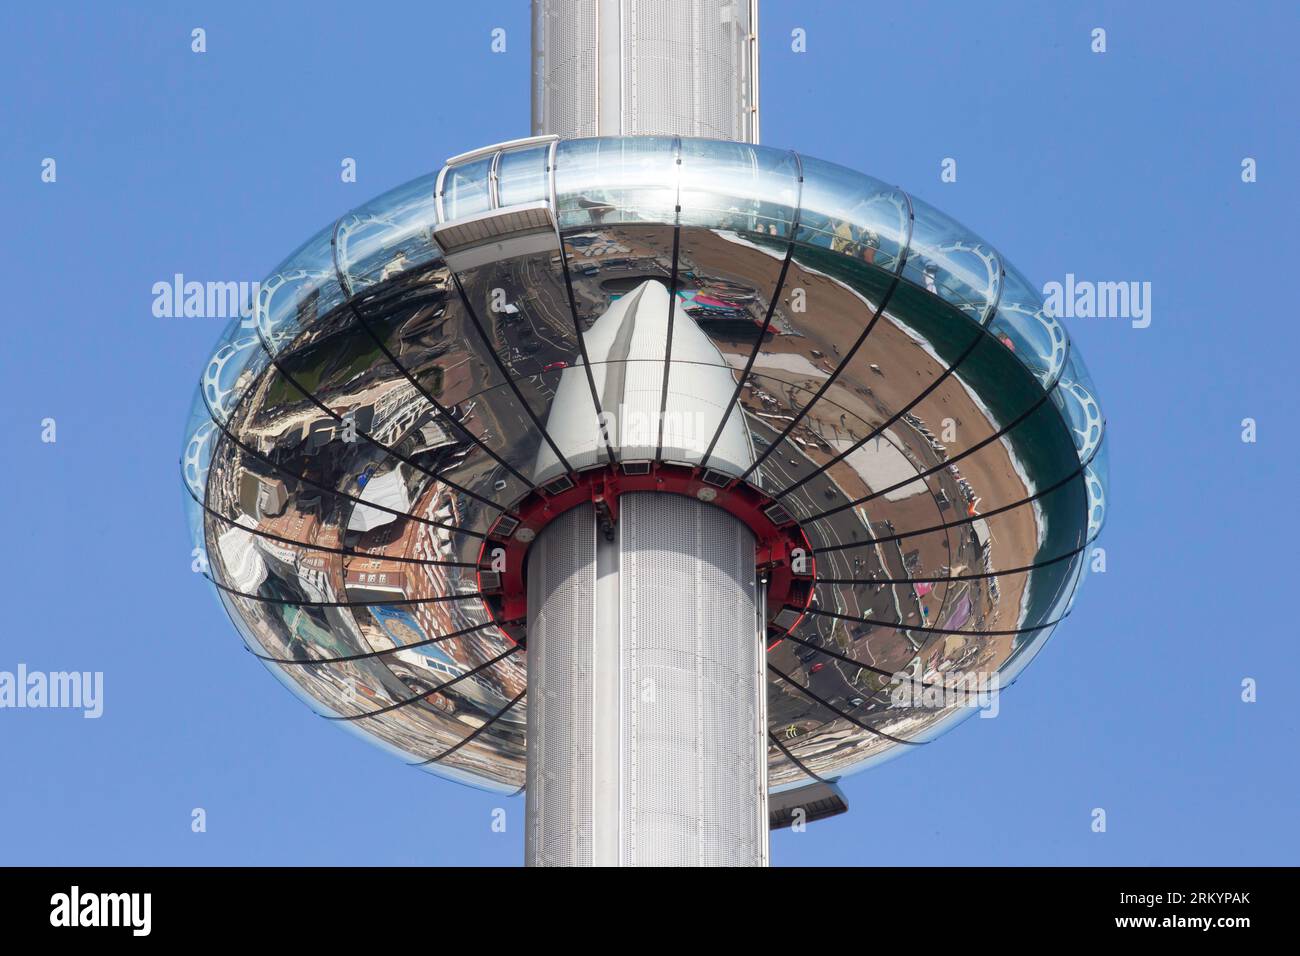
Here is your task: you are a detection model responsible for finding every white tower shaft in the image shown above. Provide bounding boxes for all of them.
[525,495,768,866]
[525,3,767,867]
[532,0,760,142]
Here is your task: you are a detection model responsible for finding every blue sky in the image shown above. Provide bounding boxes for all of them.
[1,1,1296,866]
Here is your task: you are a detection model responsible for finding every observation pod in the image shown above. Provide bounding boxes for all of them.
[181,2,1108,867]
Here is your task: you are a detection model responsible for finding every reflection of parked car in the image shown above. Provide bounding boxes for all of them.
[393,672,455,715]
[686,306,749,321]
[387,648,506,718]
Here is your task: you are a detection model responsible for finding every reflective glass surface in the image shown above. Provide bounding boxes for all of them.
[677,140,800,237]
[336,172,441,293]
[901,194,1003,324]
[440,157,492,220]
[989,263,1069,386]
[555,136,680,226]
[794,154,909,272]
[495,145,550,207]
[184,136,1109,791]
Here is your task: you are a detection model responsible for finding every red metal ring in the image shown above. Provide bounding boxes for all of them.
[475,462,815,647]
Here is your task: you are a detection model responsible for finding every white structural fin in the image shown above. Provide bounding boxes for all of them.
[534,279,756,482]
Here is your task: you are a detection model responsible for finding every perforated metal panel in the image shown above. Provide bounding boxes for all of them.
[619,493,764,866]
[533,0,601,139]
[525,494,766,866]
[623,0,753,140]
[533,0,758,142]
[525,504,596,867]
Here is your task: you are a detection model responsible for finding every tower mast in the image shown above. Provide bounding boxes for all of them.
[524,0,768,867]
[532,0,759,142]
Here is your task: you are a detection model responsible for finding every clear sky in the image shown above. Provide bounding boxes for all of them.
[1,1,1296,866]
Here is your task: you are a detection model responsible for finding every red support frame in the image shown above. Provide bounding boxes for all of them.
[475,462,815,647]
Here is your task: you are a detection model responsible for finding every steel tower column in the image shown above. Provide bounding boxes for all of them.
[525,494,768,866]
[525,0,767,868]
[532,0,760,142]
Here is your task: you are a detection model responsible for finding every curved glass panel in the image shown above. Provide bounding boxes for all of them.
[200,310,271,425]
[1084,434,1109,541]
[212,587,344,718]
[181,385,218,500]
[554,136,679,228]
[184,136,1110,795]
[1000,548,1088,685]
[254,223,347,363]
[794,154,909,272]
[677,140,800,237]
[1053,349,1106,464]
[1063,434,1111,613]
[440,156,492,221]
[900,194,1002,325]
[496,145,550,207]
[988,263,1068,386]
[336,172,441,293]
[182,494,211,586]
[180,392,221,578]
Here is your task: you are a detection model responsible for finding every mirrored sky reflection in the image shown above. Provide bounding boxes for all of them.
[183,136,1108,793]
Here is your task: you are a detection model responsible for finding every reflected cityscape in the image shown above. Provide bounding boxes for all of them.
[183,135,1108,795]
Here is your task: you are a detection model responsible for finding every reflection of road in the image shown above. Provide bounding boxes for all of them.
[519,257,579,340]
[748,417,907,646]
[740,363,985,644]
[750,402,979,742]
[477,261,575,388]
[448,248,990,739]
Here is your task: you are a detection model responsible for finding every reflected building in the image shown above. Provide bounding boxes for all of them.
[182,0,1108,866]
